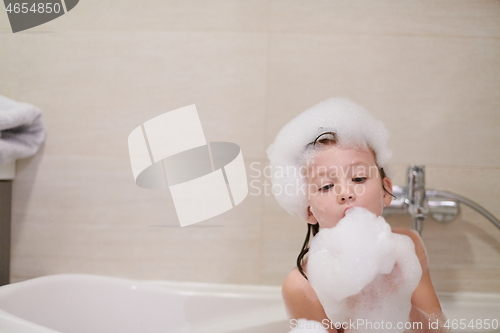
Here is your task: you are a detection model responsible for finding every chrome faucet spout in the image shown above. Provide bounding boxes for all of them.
[406,165,428,234]
[413,216,425,235]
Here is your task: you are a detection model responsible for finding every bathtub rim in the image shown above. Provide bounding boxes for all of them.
[0,274,499,333]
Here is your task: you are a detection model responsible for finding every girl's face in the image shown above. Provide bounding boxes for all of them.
[306,146,392,228]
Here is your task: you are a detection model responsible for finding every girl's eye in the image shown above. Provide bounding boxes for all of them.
[352,177,367,183]
[320,184,334,191]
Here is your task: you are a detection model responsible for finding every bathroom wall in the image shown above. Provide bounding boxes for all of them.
[0,1,499,293]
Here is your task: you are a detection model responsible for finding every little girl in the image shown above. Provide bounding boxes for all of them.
[267,98,445,332]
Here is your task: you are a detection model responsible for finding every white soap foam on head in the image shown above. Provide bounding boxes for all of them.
[267,97,392,221]
[307,207,422,333]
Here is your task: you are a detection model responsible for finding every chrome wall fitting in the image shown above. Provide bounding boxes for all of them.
[383,166,500,235]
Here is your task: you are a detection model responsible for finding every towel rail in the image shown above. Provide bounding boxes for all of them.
[0,180,12,286]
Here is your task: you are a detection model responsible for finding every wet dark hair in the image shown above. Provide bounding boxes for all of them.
[296,131,394,280]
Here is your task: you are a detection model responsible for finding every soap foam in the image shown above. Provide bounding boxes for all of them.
[307,207,422,333]
[267,97,392,221]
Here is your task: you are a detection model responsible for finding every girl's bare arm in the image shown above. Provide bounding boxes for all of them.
[282,267,339,333]
[393,228,443,316]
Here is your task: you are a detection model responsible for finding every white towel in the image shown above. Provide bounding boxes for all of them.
[0,95,46,165]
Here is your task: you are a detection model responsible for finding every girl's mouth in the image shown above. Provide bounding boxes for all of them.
[342,207,353,217]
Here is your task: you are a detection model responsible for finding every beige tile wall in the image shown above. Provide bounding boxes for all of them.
[0,1,499,293]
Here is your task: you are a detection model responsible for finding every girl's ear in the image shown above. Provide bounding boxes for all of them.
[307,206,318,225]
[382,177,393,207]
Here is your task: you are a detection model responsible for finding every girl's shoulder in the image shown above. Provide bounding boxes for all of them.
[282,267,313,299]
[391,227,424,248]
[391,227,429,273]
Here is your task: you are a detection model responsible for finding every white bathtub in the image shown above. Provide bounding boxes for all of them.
[0,274,498,333]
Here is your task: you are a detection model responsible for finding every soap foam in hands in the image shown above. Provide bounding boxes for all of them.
[307,207,422,332]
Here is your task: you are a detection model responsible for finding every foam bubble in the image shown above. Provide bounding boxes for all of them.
[307,207,422,333]
[267,97,392,220]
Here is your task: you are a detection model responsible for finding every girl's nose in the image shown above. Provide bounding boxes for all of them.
[337,185,355,203]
